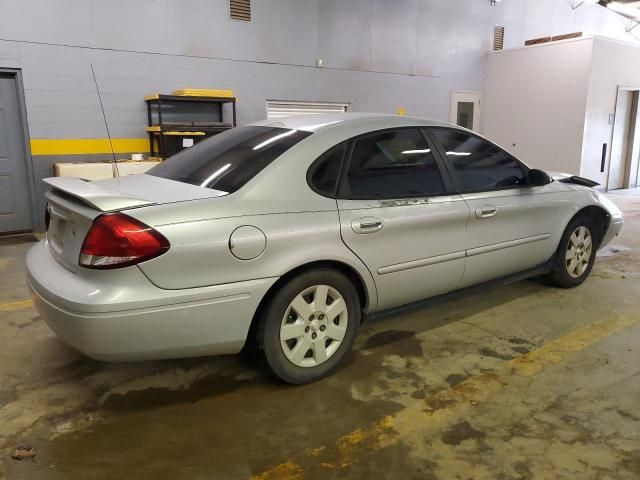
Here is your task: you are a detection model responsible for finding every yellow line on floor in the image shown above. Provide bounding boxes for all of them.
[0,299,33,312]
[252,314,640,479]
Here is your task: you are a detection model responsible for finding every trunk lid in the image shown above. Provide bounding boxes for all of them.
[43,175,226,271]
[44,174,227,212]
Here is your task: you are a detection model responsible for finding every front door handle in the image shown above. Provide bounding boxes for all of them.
[352,217,384,234]
[476,205,497,219]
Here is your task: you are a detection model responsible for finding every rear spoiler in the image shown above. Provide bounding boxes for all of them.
[43,177,155,212]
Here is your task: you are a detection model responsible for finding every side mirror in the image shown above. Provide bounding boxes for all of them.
[527,169,552,187]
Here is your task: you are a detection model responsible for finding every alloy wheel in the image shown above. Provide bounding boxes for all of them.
[280,284,348,368]
[565,226,593,279]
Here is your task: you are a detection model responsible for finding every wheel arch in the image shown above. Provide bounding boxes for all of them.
[245,260,372,349]
[569,205,611,249]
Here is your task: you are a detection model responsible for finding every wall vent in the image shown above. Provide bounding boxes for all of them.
[493,26,505,50]
[230,0,251,21]
[266,100,350,119]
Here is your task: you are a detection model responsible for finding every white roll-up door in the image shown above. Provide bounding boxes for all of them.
[266,100,351,119]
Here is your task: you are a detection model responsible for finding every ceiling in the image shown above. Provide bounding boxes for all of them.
[597,0,640,21]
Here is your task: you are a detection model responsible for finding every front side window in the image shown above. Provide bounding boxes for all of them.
[343,129,445,199]
[148,126,312,193]
[430,129,527,191]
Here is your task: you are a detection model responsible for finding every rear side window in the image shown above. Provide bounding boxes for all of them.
[148,126,312,193]
[308,144,346,197]
[431,129,527,191]
[343,128,445,199]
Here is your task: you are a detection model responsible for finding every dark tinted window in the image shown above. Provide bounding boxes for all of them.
[148,126,311,193]
[431,129,527,191]
[344,129,445,198]
[309,145,345,197]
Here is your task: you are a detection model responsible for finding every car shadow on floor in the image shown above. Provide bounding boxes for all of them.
[0,233,38,246]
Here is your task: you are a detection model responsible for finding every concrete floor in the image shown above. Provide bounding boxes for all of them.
[1,190,639,480]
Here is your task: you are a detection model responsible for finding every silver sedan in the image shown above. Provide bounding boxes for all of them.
[27,114,623,384]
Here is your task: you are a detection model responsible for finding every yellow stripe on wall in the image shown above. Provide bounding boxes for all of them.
[30,138,150,156]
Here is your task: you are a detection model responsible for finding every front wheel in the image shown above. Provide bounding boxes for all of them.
[544,216,597,288]
[259,268,360,384]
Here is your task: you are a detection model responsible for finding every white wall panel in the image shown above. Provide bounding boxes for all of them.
[483,39,594,174]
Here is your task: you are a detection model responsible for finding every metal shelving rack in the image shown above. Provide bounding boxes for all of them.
[145,94,237,159]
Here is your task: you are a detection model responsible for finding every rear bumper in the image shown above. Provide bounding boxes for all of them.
[27,241,277,361]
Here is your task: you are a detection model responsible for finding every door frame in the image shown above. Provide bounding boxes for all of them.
[607,85,640,191]
[450,90,481,133]
[0,67,36,232]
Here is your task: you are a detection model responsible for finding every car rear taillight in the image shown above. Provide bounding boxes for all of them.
[44,205,51,231]
[79,213,170,269]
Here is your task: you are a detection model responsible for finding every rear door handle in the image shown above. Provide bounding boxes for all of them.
[352,217,384,234]
[476,205,497,219]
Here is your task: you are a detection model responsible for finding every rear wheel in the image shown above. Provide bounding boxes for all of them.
[544,215,597,288]
[259,269,360,384]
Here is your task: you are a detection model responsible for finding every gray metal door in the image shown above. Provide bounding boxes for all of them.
[0,74,31,233]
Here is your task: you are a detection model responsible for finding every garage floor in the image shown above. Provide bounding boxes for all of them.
[1,190,639,480]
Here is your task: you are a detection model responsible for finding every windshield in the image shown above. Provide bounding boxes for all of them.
[147,126,312,193]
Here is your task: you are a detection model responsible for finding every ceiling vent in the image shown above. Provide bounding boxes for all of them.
[493,26,505,50]
[230,0,251,21]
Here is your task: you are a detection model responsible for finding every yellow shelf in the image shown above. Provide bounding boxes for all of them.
[162,131,206,136]
[172,88,234,98]
[146,127,206,136]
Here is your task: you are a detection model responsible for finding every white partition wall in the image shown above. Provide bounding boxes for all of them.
[483,36,640,190]
[483,38,594,175]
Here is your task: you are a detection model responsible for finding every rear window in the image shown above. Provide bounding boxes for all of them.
[147,126,312,193]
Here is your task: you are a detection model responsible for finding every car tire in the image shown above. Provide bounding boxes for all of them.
[258,268,361,384]
[544,214,598,288]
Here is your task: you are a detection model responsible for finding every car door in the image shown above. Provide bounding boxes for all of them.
[332,128,470,310]
[428,128,561,287]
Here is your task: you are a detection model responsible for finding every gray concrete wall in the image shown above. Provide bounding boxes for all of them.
[2,0,638,138]
[0,0,638,230]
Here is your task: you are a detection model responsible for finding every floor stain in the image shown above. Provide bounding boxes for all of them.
[363,330,423,357]
[616,408,640,422]
[423,397,456,413]
[478,346,514,360]
[0,389,17,407]
[411,389,426,400]
[445,373,467,387]
[513,461,533,479]
[440,421,486,446]
[100,371,252,413]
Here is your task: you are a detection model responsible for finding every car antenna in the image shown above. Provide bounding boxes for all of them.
[90,64,119,178]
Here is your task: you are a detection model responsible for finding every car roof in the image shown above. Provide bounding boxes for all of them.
[250,112,454,133]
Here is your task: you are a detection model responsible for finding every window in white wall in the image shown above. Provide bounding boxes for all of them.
[266,100,351,120]
[450,91,481,132]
